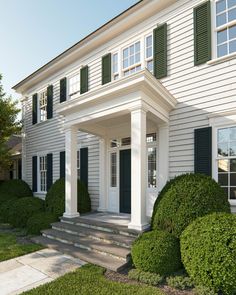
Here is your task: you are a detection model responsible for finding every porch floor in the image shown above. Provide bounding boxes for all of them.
[80,212,131,226]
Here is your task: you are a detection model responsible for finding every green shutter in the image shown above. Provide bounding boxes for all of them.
[194,127,212,176]
[80,147,88,188]
[102,53,111,85]
[47,153,53,191]
[194,1,211,65]
[80,66,89,94]
[60,151,65,179]
[32,93,38,125]
[153,23,167,79]
[32,156,37,192]
[47,85,53,119]
[60,77,67,103]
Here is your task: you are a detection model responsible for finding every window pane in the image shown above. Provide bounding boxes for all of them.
[130,45,134,55]
[228,0,236,8]
[230,173,236,185]
[121,137,131,146]
[110,153,117,187]
[228,7,236,21]
[129,55,134,65]
[148,147,157,188]
[230,187,236,199]
[218,173,228,186]
[123,59,128,68]
[217,29,227,44]
[229,39,236,53]
[218,43,228,57]
[218,128,229,142]
[218,159,229,172]
[135,52,140,63]
[146,35,152,47]
[217,13,227,27]
[230,141,236,155]
[123,48,128,59]
[218,143,229,156]
[216,0,226,14]
[147,60,153,72]
[229,25,236,39]
[230,159,236,171]
[135,42,140,52]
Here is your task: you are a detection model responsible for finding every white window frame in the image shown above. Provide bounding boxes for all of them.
[38,89,47,122]
[146,133,157,189]
[68,72,80,97]
[122,40,142,76]
[212,0,236,59]
[112,52,119,81]
[145,33,154,74]
[38,155,47,193]
[77,150,80,179]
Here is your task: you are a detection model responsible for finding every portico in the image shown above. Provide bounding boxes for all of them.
[56,69,177,231]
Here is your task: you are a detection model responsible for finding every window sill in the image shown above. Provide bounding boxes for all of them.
[207,52,236,65]
[34,118,51,126]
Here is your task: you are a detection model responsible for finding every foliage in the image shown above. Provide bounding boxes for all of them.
[8,197,45,228]
[0,232,42,262]
[45,178,91,218]
[22,264,165,295]
[131,230,182,276]
[128,269,163,286]
[0,199,15,223]
[0,179,33,204]
[166,274,194,290]
[152,173,230,237]
[0,74,21,169]
[26,212,58,235]
[193,286,218,295]
[181,213,236,295]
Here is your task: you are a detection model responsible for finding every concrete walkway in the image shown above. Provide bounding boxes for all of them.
[0,248,85,295]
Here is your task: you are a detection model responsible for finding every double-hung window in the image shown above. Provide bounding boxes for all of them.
[69,73,80,97]
[216,0,236,57]
[145,34,153,73]
[112,53,119,80]
[39,90,47,122]
[39,156,47,192]
[122,41,141,76]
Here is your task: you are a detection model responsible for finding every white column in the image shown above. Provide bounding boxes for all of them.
[129,108,149,231]
[158,124,169,191]
[63,126,80,218]
[98,138,108,211]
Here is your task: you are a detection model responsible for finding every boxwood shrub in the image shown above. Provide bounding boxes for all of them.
[128,269,163,286]
[181,213,236,295]
[27,212,58,235]
[131,229,182,276]
[152,173,230,237]
[8,197,45,228]
[0,199,15,223]
[166,274,194,290]
[0,179,32,204]
[45,178,91,218]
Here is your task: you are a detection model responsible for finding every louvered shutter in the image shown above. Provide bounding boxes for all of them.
[194,1,211,65]
[60,151,65,179]
[102,53,111,85]
[80,66,89,94]
[80,147,88,188]
[47,85,53,119]
[194,127,212,176]
[60,77,67,103]
[32,156,37,192]
[47,153,53,191]
[153,23,167,79]
[32,93,38,125]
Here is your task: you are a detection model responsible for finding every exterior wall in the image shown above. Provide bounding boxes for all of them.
[22,0,236,210]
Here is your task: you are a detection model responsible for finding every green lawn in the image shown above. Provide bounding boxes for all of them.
[23,264,165,295]
[0,232,43,262]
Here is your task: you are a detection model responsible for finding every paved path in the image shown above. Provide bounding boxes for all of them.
[0,248,85,295]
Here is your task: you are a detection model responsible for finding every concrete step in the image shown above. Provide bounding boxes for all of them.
[51,222,136,248]
[42,229,130,262]
[32,235,129,272]
[60,216,140,238]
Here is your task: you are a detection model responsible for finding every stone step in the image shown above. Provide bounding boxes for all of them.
[51,222,136,249]
[60,216,140,238]
[32,236,129,272]
[42,229,130,262]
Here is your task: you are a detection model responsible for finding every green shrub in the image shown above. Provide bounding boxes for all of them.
[131,230,182,276]
[8,197,45,228]
[128,269,163,286]
[152,173,230,237]
[45,178,91,218]
[0,179,32,204]
[0,199,15,223]
[193,286,218,295]
[26,212,57,235]
[181,213,236,295]
[166,275,194,290]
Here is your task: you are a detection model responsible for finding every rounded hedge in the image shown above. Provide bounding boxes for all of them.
[8,197,45,228]
[152,173,230,237]
[45,178,91,218]
[27,212,58,235]
[181,213,236,295]
[0,179,32,204]
[131,230,182,276]
[0,199,15,223]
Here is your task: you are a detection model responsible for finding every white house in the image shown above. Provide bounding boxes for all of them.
[13,0,236,234]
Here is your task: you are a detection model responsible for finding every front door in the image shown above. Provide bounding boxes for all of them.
[120,149,131,213]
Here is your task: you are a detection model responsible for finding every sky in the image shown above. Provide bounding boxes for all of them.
[0,0,138,100]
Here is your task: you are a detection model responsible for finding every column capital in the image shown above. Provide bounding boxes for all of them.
[129,106,148,114]
[64,125,78,133]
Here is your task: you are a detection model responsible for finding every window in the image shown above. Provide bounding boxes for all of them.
[146,133,157,143]
[69,73,80,96]
[122,41,141,76]
[145,35,153,73]
[216,0,236,57]
[110,152,117,187]
[77,150,80,179]
[39,156,47,192]
[217,126,236,199]
[121,137,131,146]
[39,90,47,122]
[112,53,119,80]
[148,147,157,188]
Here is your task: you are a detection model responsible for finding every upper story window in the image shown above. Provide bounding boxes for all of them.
[122,41,141,76]
[39,90,47,122]
[216,0,236,57]
[145,35,153,73]
[69,73,80,96]
[112,53,119,80]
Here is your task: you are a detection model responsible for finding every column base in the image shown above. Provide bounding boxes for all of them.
[63,212,80,218]
[128,222,150,232]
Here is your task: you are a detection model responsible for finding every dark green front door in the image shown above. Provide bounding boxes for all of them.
[120,149,131,214]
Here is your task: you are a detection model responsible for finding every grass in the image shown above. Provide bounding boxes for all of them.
[23,264,165,295]
[0,232,43,262]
